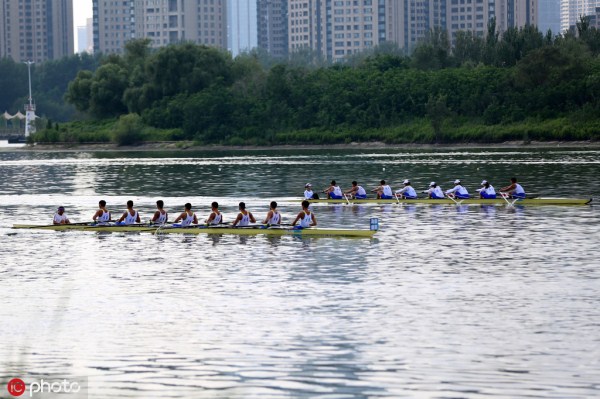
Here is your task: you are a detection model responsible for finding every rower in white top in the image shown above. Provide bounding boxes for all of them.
[500,177,526,198]
[53,206,71,225]
[477,180,497,199]
[233,202,256,227]
[445,179,470,199]
[292,200,317,228]
[345,181,368,199]
[324,180,344,199]
[174,203,198,227]
[117,200,141,225]
[423,182,445,199]
[151,200,168,224]
[263,201,282,225]
[92,200,111,224]
[372,180,394,199]
[205,201,223,225]
[395,179,418,199]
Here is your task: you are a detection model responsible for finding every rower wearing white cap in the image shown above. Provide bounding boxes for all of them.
[500,177,526,199]
[477,180,497,199]
[345,181,368,199]
[304,183,316,200]
[423,182,445,199]
[395,179,418,199]
[53,206,71,225]
[445,179,470,199]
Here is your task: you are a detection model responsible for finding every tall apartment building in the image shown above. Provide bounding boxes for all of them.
[228,0,258,56]
[257,0,288,58]
[447,0,537,43]
[288,0,387,62]
[539,0,561,34]
[560,0,600,32]
[386,0,447,51]
[93,0,227,54]
[0,0,74,62]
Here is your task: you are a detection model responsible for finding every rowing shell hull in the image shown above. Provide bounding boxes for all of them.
[11,224,377,238]
[294,198,592,206]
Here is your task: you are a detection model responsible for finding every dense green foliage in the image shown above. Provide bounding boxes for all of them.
[26,18,600,144]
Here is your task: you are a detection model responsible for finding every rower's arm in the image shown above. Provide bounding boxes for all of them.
[206,213,214,224]
[92,210,100,221]
[135,213,141,223]
[232,213,241,227]
[262,211,272,224]
[291,212,303,226]
[311,213,317,226]
[371,186,380,192]
[151,211,160,222]
[117,212,127,223]
[500,183,515,192]
[173,212,184,223]
[249,212,256,223]
[192,214,198,224]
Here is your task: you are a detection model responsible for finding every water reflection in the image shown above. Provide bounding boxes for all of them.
[0,148,599,398]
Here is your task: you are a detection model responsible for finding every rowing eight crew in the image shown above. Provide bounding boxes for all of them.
[305,177,526,200]
[53,200,317,228]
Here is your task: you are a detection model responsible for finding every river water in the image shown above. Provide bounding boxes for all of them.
[0,147,599,398]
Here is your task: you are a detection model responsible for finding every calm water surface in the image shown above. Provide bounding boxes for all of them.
[0,147,599,398]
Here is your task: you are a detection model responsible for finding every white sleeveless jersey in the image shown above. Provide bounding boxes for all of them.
[356,186,367,196]
[181,212,195,227]
[397,186,417,197]
[124,211,138,225]
[304,190,314,199]
[155,210,167,224]
[300,211,313,228]
[238,212,250,226]
[209,212,222,225]
[97,210,110,223]
[382,185,393,196]
[53,213,68,223]
[333,186,343,196]
[514,183,525,195]
[267,211,281,225]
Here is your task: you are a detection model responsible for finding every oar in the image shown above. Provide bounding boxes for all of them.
[343,193,350,205]
[445,194,464,206]
[20,222,92,229]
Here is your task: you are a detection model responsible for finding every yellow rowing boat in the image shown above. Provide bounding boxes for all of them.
[11,224,377,238]
[293,197,592,206]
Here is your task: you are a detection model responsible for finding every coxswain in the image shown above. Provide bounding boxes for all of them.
[233,202,256,227]
[477,180,497,199]
[262,201,282,225]
[423,182,445,199]
[372,180,394,199]
[92,200,111,224]
[53,206,71,225]
[324,180,343,199]
[445,179,470,199]
[395,179,418,199]
[117,200,141,225]
[345,181,368,199]
[205,201,223,225]
[304,183,318,200]
[173,203,198,226]
[151,200,168,224]
[292,200,317,228]
[500,177,526,198]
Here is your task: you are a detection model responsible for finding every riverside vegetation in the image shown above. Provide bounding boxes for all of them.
[6,18,600,146]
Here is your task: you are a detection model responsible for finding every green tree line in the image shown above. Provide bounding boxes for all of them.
[36,18,600,144]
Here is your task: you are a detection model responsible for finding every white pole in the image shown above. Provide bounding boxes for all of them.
[24,60,36,137]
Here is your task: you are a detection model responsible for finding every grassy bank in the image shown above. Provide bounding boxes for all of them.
[30,115,600,146]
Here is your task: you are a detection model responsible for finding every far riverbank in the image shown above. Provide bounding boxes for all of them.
[4,140,600,153]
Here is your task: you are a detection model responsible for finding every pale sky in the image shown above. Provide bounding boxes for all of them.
[73,0,93,52]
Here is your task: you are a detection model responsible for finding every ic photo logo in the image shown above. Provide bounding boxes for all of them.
[6,377,88,398]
